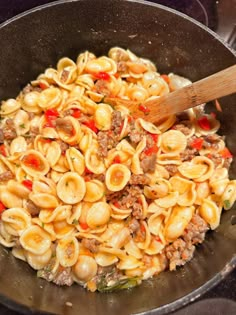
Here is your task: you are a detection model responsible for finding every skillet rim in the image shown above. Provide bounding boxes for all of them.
[0,1,235,314]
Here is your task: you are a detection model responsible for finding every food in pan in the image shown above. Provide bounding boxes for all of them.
[0,47,235,292]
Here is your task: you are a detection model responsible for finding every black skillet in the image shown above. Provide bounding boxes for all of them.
[0,0,235,314]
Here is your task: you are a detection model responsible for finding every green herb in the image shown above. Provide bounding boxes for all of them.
[19,123,25,129]
[97,277,141,292]
[167,145,172,151]
[41,222,45,228]
[72,219,79,225]
[223,200,231,209]
[65,182,69,187]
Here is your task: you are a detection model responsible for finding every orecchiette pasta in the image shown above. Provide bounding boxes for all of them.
[0,47,235,293]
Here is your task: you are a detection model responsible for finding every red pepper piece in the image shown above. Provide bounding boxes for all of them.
[197,116,211,130]
[113,201,120,208]
[22,179,33,191]
[39,82,48,90]
[0,201,6,213]
[71,108,81,118]
[144,145,158,156]
[93,71,110,81]
[139,104,150,114]
[220,148,233,159]
[161,74,170,84]
[22,154,42,170]
[190,138,204,150]
[44,108,59,128]
[80,222,89,230]
[155,236,162,243]
[0,144,7,157]
[149,133,158,143]
[113,155,121,164]
[85,167,93,174]
[140,224,146,233]
[83,120,98,133]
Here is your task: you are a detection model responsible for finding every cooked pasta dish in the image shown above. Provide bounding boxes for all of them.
[0,47,235,292]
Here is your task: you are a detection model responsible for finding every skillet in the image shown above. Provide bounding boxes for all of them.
[0,1,235,314]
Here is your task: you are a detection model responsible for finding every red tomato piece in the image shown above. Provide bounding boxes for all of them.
[161,74,170,84]
[71,108,81,118]
[149,133,158,143]
[0,201,6,213]
[0,144,7,157]
[113,155,121,164]
[197,116,211,130]
[93,71,110,81]
[85,167,93,174]
[190,138,204,150]
[113,201,120,208]
[139,104,150,114]
[39,82,48,90]
[22,154,41,170]
[144,145,158,156]
[22,179,33,191]
[83,120,98,133]
[80,222,89,230]
[44,108,59,128]
[220,148,233,159]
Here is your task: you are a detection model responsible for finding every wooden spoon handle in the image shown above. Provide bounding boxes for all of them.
[144,64,236,121]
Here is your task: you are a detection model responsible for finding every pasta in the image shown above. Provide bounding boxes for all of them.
[0,47,235,293]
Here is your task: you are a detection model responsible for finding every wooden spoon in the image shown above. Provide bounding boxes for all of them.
[105,65,236,123]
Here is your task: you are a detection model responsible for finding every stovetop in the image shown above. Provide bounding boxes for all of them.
[0,1,235,314]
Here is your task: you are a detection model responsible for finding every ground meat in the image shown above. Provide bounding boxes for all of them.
[132,203,143,219]
[53,267,74,286]
[60,69,70,83]
[57,140,69,154]
[165,238,195,271]
[111,111,122,135]
[128,218,140,233]
[25,200,40,216]
[209,153,223,167]
[129,174,150,185]
[183,214,208,244]
[129,129,145,143]
[117,61,128,73]
[0,171,14,182]
[0,129,4,143]
[81,238,100,253]
[223,157,233,170]
[3,119,17,140]
[141,154,156,173]
[55,118,73,135]
[22,84,42,94]
[30,126,39,137]
[97,131,109,157]
[164,164,178,176]
[28,112,35,120]
[94,80,111,96]
[202,134,221,150]
[173,121,192,136]
[142,254,152,267]
[176,111,190,121]
[180,148,198,161]
[94,266,123,289]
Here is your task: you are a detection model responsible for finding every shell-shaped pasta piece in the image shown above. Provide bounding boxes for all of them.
[56,236,80,267]
[79,129,93,153]
[168,73,192,91]
[32,176,57,196]
[86,90,104,103]
[39,205,72,223]
[37,87,62,109]
[147,202,166,214]
[221,180,236,210]
[94,103,113,131]
[56,116,82,145]
[161,130,187,154]
[10,136,27,155]
[117,255,143,270]
[14,110,30,135]
[195,181,211,205]
[210,167,228,183]
[0,187,23,208]
[144,179,170,199]
[12,247,26,260]
[136,221,151,250]
[108,47,129,62]
[53,220,75,239]
[105,164,131,191]
[85,146,106,174]
[155,115,176,133]
[1,208,31,236]
[73,255,98,282]
[108,227,130,249]
[95,251,118,267]
[66,147,85,175]
[124,239,143,259]
[84,180,105,202]
[76,74,94,91]
[21,150,50,177]
[57,172,86,204]
[20,225,51,254]
[86,202,111,228]
[145,238,165,255]
[195,115,220,136]
[26,247,52,270]
[29,192,58,209]
[76,50,96,75]
[7,180,31,199]
[85,56,117,75]
[178,156,214,181]
[116,139,136,156]
[126,84,149,101]
[169,176,196,206]
[164,205,194,241]
[137,118,161,135]
[148,212,165,236]
[211,179,229,196]
[56,57,77,84]
[0,99,21,116]
[155,191,179,208]
[22,91,42,113]
[51,155,69,173]
[199,198,221,229]
[157,152,181,165]
[45,141,61,167]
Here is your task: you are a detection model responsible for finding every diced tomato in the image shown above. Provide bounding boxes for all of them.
[155,236,162,243]
[144,145,158,156]
[93,71,111,81]
[114,72,120,79]
[80,222,89,230]
[0,201,6,213]
[113,155,121,164]
[139,104,150,114]
[83,120,98,133]
[197,116,211,130]
[44,108,59,128]
[113,201,120,208]
[127,115,132,123]
[220,148,233,159]
[71,108,81,118]
[0,144,7,157]
[85,167,93,174]
[39,82,48,90]
[161,74,170,84]
[22,154,42,170]
[148,133,158,143]
[40,138,52,143]
[190,138,204,150]
[84,176,91,182]
[140,224,146,233]
[22,179,33,191]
